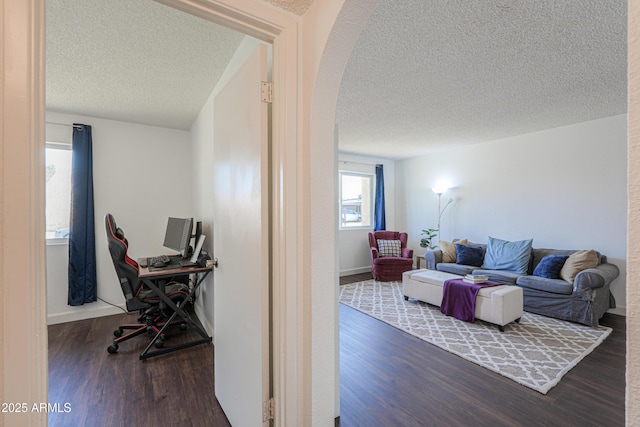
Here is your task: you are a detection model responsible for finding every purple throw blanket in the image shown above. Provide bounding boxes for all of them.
[440,279,500,322]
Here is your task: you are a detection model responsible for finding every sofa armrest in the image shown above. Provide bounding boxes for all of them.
[424,249,442,270]
[370,247,379,259]
[573,263,620,292]
[402,248,414,259]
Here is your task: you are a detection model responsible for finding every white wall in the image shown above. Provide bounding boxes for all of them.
[396,114,627,313]
[338,153,395,275]
[190,68,216,336]
[46,111,193,324]
[45,37,269,330]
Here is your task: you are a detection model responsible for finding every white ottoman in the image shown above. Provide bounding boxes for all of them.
[402,269,523,331]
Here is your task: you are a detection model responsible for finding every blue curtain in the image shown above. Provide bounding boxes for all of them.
[68,124,97,306]
[374,164,386,231]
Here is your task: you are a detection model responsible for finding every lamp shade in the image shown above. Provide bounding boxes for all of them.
[432,182,449,195]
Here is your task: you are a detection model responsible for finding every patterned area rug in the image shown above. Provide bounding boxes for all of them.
[339,280,612,394]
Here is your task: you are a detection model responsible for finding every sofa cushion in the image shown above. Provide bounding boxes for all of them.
[533,255,569,279]
[377,239,401,257]
[455,244,484,267]
[471,269,522,285]
[437,262,475,276]
[483,236,533,274]
[516,275,574,295]
[560,249,599,284]
[440,239,468,263]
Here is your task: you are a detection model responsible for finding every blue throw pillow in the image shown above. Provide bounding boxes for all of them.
[533,255,569,279]
[483,236,533,274]
[455,244,484,267]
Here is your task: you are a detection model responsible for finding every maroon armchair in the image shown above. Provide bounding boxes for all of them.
[369,231,414,281]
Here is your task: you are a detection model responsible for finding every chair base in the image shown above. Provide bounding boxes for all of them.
[107,313,187,354]
[372,259,414,282]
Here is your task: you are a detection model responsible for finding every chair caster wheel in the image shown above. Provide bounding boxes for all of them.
[107,343,119,354]
[113,328,123,337]
[180,323,188,331]
[154,338,165,349]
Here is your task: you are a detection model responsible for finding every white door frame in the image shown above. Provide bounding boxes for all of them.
[0,2,48,426]
[1,0,303,425]
[153,2,301,425]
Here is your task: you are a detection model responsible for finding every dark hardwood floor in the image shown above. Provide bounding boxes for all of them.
[48,273,625,426]
[336,273,626,427]
[48,311,230,427]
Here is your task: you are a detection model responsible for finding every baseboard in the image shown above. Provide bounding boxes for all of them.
[339,266,372,277]
[194,302,215,341]
[608,306,626,316]
[47,301,127,325]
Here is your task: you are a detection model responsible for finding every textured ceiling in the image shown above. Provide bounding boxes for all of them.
[263,0,314,16]
[336,0,627,159]
[46,0,312,129]
[47,1,627,156]
[46,0,245,130]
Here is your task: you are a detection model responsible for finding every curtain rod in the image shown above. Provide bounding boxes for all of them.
[339,160,381,167]
[46,122,84,130]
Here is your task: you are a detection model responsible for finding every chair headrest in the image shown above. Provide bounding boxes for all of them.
[106,213,116,230]
[115,227,125,240]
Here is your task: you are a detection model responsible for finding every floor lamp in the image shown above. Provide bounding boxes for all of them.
[432,184,453,232]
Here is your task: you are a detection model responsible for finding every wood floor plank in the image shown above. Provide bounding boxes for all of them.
[336,273,625,427]
[48,272,624,426]
[48,312,231,427]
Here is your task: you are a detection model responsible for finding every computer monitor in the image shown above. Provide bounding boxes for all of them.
[163,217,193,258]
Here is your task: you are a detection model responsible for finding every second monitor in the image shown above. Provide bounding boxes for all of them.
[163,217,193,259]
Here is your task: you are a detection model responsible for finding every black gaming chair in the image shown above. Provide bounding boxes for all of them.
[105,213,190,354]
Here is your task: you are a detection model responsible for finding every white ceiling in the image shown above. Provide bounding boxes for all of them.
[46,0,313,129]
[265,0,314,16]
[337,0,627,159]
[46,0,246,130]
[46,1,627,159]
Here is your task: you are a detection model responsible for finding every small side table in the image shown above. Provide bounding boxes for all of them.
[415,255,427,270]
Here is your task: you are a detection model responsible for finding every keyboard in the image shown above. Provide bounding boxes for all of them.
[147,254,171,267]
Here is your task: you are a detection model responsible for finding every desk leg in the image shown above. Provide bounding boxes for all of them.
[139,271,212,360]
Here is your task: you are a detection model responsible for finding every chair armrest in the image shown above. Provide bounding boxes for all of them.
[574,263,620,292]
[370,247,379,259]
[424,249,442,270]
[402,248,414,259]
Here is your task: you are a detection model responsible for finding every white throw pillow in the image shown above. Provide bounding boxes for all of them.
[377,239,402,257]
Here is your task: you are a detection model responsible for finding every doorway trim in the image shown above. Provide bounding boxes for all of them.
[1,2,47,425]
[156,1,302,425]
[1,0,302,425]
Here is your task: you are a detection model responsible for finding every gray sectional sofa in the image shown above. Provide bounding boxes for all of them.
[424,240,619,327]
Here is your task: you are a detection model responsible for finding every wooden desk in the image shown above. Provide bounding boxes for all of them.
[138,263,213,360]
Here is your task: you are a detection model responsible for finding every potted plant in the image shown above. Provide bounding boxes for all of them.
[420,228,439,249]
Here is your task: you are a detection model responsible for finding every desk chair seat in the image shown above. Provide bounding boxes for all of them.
[105,213,190,354]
